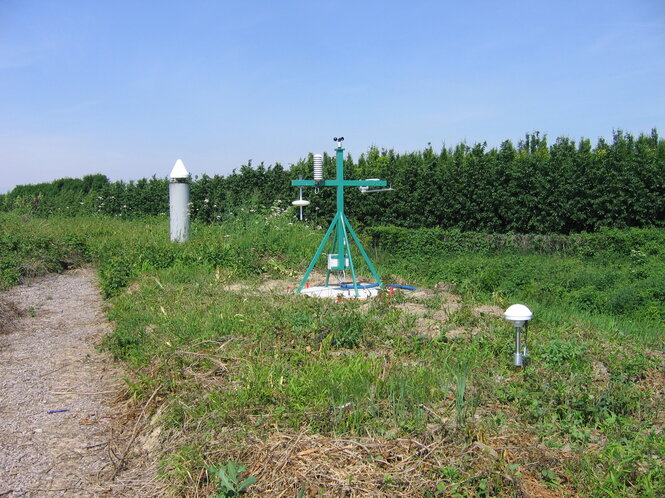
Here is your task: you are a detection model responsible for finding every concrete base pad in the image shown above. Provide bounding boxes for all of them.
[299,285,379,300]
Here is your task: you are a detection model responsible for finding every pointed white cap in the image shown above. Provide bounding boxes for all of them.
[169,159,190,180]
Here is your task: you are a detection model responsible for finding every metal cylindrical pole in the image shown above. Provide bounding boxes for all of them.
[514,326,524,367]
[335,146,345,263]
[299,186,304,221]
[169,180,190,242]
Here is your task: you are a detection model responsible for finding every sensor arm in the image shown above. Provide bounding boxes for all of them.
[292,179,387,187]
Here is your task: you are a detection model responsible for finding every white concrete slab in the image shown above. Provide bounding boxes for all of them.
[298,285,379,300]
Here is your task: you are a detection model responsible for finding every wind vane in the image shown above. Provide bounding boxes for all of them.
[291,137,388,297]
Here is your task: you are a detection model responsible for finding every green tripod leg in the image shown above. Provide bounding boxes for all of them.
[342,214,383,288]
[339,217,359,297]
[296,212,340,293]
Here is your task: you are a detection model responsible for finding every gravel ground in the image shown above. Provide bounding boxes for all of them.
[0,269,160,497]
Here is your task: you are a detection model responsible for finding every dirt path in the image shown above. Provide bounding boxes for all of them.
[0,269,160,497]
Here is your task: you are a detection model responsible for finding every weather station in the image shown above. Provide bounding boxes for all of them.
[291,137,392,299]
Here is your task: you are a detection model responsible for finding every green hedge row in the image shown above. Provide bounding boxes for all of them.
[2,130,663,234]
[366,225,665,258]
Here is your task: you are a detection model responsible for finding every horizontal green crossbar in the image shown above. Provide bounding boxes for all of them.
[292,179,387,187]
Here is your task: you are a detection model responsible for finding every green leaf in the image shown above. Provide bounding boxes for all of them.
[238,476,257,492]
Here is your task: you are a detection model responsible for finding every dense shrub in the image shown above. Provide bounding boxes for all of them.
[0,219,92,290]
[367,225,665,259]
[2,130,663,234]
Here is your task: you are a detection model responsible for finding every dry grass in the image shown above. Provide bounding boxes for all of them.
[185,419,579,497]
[0,297,21,334]
[200,429,443,496]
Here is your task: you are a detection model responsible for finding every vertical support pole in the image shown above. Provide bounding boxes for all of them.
[335,146,346,261]
[299,193,304,220]
[514,326,523,367]
[169,159,191,243]
[298,175,304,221]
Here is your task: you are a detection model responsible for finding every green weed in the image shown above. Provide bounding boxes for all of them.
[206,461,256,497]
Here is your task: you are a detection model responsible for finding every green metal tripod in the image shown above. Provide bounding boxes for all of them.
[291,138,387,297]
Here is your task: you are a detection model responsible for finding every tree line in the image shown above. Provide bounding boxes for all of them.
[1,130,663,234]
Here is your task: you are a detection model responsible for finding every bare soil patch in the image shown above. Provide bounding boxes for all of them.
[0,269,161,497]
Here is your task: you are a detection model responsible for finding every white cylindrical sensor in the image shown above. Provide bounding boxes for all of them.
[169,159,191,243]
[169,182,190,242]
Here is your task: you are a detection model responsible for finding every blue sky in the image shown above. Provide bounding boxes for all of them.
[1,0,663,193]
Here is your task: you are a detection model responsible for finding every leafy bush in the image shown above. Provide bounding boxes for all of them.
[605,287,645,315]
[98,255,135,298]
[3,130,663,234]
[0,257,21,289]
[0,217,92,289]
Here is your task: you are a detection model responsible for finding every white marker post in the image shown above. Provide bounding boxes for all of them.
[169,159,190,243]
